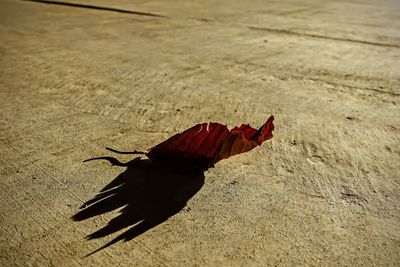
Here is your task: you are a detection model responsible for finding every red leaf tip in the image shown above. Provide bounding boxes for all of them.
[212,115,274,163]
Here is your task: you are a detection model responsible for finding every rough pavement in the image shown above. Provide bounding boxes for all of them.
[1,0,399,266]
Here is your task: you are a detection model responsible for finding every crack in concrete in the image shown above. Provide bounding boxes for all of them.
[310,78,400,97]
[249,26,400,49]
[23,0,168,18]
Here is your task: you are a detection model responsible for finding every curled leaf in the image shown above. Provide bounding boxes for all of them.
[146,115,274,169]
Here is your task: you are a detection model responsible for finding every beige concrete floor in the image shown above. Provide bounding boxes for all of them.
[1,0,399,266]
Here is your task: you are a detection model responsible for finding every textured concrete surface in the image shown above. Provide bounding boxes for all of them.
[1,0,399,266]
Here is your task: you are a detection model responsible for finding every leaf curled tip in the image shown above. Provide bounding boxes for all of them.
[212,115,274,163]
[255,115,274,143]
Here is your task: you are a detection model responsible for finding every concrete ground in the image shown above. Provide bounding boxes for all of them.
[1,0,399,266]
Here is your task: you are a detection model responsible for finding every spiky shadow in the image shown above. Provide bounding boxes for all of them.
[73,152,205,255]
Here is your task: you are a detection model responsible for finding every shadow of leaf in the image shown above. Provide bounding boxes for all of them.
[72,155,205,255]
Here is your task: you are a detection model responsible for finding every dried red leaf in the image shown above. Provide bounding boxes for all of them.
[146,115,274,168]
